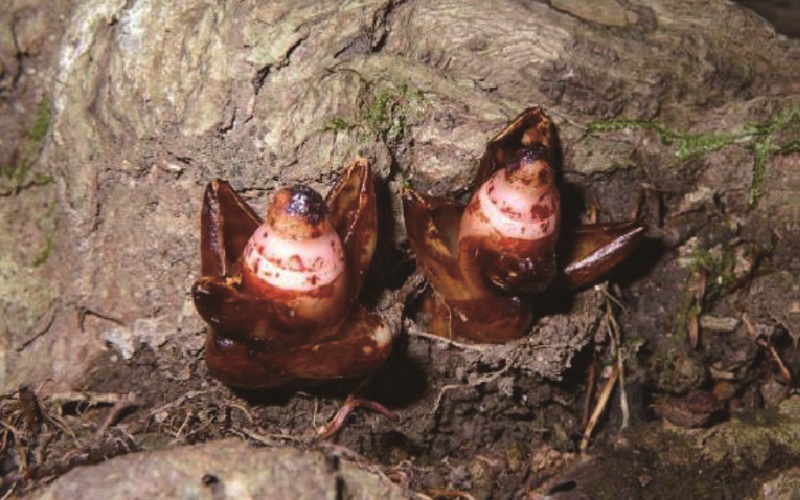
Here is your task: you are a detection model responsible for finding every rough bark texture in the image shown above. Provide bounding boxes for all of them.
[1,0,798,498]
[3,0,794,391]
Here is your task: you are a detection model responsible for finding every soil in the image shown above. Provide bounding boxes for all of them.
[1,0,798,499]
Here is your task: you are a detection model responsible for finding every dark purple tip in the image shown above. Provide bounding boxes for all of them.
[506,145,549,172]
[285,185,327,224]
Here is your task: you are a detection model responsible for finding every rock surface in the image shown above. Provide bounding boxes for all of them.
[30,438,407,500]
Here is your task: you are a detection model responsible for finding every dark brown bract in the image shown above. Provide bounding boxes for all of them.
[403,108,645,342]
[192,159,391,388]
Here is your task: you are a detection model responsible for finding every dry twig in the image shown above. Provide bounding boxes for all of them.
[579,286,631,451]
[580,363,620,452]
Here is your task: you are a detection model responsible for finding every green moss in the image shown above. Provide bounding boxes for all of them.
[673,131,739,163]
[0,98,59,266]
[1,98,53,195]
[322,82,428,146]
[320,116,354,133]
[673,245,739,343]
[685,247,737,303]
[27,98,52,142]
[366,83,427,143]
[32,200,59,267]
[587,105,799,205]
[749,138,774,205]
